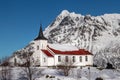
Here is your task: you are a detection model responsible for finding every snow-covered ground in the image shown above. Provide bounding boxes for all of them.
[36,67,120,80]
[1,67,120,80]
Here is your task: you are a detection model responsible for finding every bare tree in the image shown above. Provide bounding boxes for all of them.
[0,57,11,80]
[76,67,82,79]
[21,50,44,80]
[57,58,74,76]
[11,42,38,80]
[20,50,34,80]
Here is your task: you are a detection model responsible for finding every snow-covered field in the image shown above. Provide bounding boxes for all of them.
[37,67,120,80]
[1,67,120,80]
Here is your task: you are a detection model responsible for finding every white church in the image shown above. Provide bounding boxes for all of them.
[10,25,93,67]
[30,25,93,67]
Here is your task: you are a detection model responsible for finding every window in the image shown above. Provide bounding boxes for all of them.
[58,56,61,62]
[44,58,46,62]
[37,46,39,50]
[72,56,75,62]
[85,56,88,61]
[65,56,68,62]
[79,56,82,62]
[42,44,43,48]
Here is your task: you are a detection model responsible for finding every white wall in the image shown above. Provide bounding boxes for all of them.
[48,57,54,66]
[40,52,48,66]
[40,51,54,67]
[54,55,93,66]
[32,40,47,66]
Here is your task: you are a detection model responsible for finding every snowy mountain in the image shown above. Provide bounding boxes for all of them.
[44,10,120,68]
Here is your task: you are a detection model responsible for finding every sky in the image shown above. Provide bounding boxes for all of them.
[0,0,120,59]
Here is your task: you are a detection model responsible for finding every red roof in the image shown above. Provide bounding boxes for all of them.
[41,50,54,57]
[48,46,92,55]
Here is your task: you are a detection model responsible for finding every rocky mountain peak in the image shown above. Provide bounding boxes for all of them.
[60,10,70,16]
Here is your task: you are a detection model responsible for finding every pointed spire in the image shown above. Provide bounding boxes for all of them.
[38,24,44,37]
[34,24,47,40]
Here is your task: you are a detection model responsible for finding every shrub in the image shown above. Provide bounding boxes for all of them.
[49,76,55,78]
[95,77,103,80]
[106,63,115,69]
[45,75,49,78]
[93,64,97,67]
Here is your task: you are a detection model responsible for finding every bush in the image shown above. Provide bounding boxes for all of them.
[106,63,115,69]
[45,75,55,78]
[45,75,49,78]
[49,76,55,78]
[95,77,103,80]
[93,64,97,67]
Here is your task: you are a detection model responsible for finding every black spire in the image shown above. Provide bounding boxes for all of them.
[34,24,47,40]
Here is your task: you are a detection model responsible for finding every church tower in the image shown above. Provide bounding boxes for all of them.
[32,24,48,66]
[34,24,48,50]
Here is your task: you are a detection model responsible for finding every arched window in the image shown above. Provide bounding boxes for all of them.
[72,56,75,62]
[65,56,68,62]
[58,56,61,62]
[44,58,46,62]
[85,56,88,61]
[37,46,39,50]
[79,56,82,62]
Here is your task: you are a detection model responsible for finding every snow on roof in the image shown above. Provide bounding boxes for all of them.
[48,44,79,51]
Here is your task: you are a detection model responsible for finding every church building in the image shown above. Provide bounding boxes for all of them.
[31,25,93,67]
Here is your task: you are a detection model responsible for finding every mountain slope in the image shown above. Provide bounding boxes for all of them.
[44,10,120,68]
